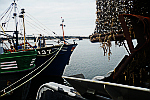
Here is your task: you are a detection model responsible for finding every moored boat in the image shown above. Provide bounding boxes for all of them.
[0,1,38,99]
[35,43,77,76]
[0,49,37,100]
[0,0,77,79]
[27,19,77,100]
[1,1,77,99]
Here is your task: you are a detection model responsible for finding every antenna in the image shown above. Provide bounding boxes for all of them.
[60,17,66,44]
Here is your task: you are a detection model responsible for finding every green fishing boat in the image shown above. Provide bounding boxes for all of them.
[0,0,38,99]
[0,50,37,73]
[0,50,37,100]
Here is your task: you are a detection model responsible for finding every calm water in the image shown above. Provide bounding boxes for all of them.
[63,39,128,79]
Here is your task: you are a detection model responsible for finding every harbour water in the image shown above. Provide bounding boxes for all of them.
[63,39,129,79]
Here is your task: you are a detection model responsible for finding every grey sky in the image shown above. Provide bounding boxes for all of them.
[0,0,96,36]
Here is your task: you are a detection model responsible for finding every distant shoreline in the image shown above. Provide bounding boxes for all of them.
[0,36,89,40]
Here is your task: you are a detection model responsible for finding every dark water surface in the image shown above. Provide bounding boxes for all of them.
[63,39,128,79]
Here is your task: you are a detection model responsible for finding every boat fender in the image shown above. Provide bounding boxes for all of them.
[36,82,83,100]
[92,76,105,81]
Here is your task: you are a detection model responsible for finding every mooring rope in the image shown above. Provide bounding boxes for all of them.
[0,46,60,93]
[0,44,64,97]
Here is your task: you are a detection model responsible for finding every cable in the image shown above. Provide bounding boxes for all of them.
[3,5,13,30]
[4,5,13,23]
[24,18,56,39]
[17,4,57,36]
[26,13,56,35]
[25,14,52,35]
[0,4,13,21]
[25,19,46,34]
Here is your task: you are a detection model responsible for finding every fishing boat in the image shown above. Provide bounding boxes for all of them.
[0,0,77,78]
[1,1,77,99]
[26,18,77,100]
[0,49,37,100]
[30,18,77,79]
[0,1,39,100]
[35,43,77,76]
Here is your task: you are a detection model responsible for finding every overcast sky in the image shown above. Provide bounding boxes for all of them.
[0,0,96,36]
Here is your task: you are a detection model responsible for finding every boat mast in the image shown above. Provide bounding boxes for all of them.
[19,8,26,49]
[20,9,26,49]
[13,0,17,31]
[13,0,18,50]
[60,17,65,44]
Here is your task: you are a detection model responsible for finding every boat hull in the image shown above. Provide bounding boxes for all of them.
[105,83,150,100]
[0,50,37,100]
[26,44,77,100]
[0,71,32,100]
[35,44,77,76]
[63,76,110,98]
[63,76,150,100]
